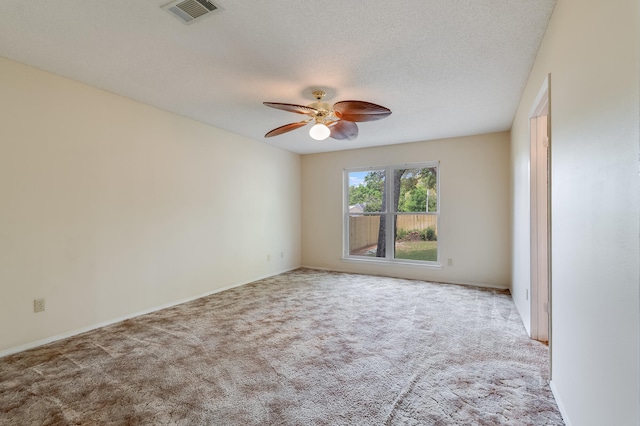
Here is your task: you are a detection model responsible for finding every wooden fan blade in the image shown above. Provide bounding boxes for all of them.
[263,102,318,115]
[333,101,392,122]
[329,120,359,140]
[264,120,309,138]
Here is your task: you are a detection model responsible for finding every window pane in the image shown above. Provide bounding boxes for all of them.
[394,215,438,262]
[349,214,386,257]
[345,163,439,264]
[348,170,386,213]
[396,167,438,213]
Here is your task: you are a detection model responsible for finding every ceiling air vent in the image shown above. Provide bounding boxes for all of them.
[162,0,218,25]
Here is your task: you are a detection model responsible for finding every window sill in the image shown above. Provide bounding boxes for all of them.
[341,256,443,270]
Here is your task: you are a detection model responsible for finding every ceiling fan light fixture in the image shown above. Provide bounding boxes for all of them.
[263,90,391,141]
[309,122,330,140]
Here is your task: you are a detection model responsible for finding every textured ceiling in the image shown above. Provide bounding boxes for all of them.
[0,1,555,154]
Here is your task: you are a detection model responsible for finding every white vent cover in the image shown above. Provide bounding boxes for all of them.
[162,0,218,24]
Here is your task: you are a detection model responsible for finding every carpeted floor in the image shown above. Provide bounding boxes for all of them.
[0,268,563,425]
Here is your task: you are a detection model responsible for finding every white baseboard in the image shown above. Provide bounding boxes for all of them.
[301,264,509,290]
[549,380,572,426]
[0,267,299,359]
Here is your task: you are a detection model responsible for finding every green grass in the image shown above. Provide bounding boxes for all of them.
[394,240,438,262]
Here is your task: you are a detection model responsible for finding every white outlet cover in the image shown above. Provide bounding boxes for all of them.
[34,298,45,312]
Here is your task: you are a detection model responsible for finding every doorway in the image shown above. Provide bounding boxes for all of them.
[530,75,551,345]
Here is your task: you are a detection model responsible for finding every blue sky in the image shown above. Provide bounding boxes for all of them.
[348,171,367,187]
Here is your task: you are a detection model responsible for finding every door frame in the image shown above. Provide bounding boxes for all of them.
[529,75,552,354]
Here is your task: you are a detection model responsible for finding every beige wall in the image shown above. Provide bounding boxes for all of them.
[510,0,639,424]
[301,132,511,288]
[0,56,301,354]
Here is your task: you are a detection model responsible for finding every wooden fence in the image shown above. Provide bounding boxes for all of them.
[396,214,437,232]
[349,215,381,253]
[349,214,437,252]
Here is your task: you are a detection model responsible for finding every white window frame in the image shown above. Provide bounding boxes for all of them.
[343,162,441,268]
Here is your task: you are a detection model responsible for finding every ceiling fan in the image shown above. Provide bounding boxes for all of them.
[263,90,391,141]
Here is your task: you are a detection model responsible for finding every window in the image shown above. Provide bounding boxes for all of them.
[344,162,439,266]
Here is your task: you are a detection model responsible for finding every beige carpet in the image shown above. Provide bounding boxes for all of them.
[0,268,563,425]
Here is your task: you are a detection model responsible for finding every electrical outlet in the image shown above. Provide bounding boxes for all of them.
[281,251,284,258]
[34,298,45,313]
[267,254,271,261]
[447,258,453,266]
